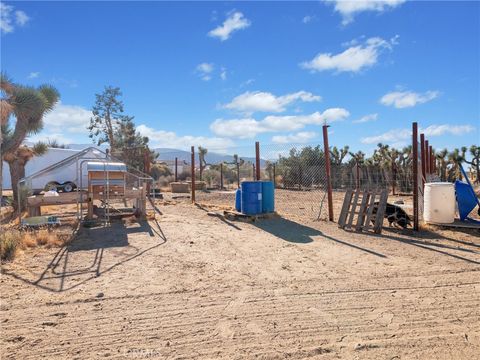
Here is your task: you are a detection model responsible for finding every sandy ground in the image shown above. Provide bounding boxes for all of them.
[1,199,479,359]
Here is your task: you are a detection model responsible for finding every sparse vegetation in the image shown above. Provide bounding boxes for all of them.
[0,228,65,262]
[0,230,22,261]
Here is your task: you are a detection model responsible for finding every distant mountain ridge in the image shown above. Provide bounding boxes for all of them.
[154,148,264,166]
[24,143,265,165]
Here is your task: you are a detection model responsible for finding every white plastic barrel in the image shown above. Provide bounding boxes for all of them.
[423,182,456,223]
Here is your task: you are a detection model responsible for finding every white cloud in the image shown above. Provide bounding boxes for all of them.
[0,3,30,33]
[301,36,398,73]
[224,90,321,113]
[15,10,29,26]
[361,124,475,144]
[240,79,255,88]
[220,67,227,81]
[302,15,314,24]
[208,11,251,41]
[137,124,234,150]
[423,124,475,137]
[210,108,350,139]
[196,62,214,81]
[28,72,40,79]
[352,113,378,124]
[272,131,318,144]
[361,128,410,144]
[380,90,440,108]
[1,3,29,33]
[326,0,406,25]
[43,102,92,134]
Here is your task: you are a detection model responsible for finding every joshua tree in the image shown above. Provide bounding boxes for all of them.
[436,148,449,181]
[198,146,208,181]
[330,145,349,166]
[1,73,60,208]
[3,143,48,210]
[464,145,480,183]
[447,147,466,181]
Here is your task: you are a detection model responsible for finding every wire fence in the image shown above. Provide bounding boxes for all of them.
[153,142,417,222]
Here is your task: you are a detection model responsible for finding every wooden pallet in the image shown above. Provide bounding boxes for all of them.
[338,189,388,234]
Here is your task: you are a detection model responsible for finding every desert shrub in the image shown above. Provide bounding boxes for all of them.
[151,163,172,180]
[34,229,62,247]
[22,233,37,248]
[0,230,22,261]
[177,170,191,181]
[157,175,175,187]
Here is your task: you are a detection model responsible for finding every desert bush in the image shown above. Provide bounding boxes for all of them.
[157,175,175,187]
[151,163,172,180]
[34,229,62,247]
[0,230,22,261]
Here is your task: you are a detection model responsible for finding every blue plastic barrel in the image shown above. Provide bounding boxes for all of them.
[241,181,262,215]
[455,180,478,220]
[261,181,275,213]
[235,188,242,212]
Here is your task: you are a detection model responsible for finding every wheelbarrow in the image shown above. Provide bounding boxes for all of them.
[455,164,480,221]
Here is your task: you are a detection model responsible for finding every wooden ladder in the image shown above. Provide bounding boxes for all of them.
[338,189,388,234]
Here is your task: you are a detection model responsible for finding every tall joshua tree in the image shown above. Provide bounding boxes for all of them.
[1,73,60,208]
[464,145,480,183]
[198,146,208,181]
[436,148,449,181]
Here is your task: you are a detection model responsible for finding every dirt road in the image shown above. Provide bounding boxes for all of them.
[1,203,479,359]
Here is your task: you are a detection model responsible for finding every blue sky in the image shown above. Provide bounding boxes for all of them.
[1,0,479,156]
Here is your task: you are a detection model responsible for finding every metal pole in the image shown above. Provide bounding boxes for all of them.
[356,163,360,190]
[144,149,151,197]
[420,133,426,184]
[237,161,240,188]
[425,140,430,175]
[174,157,178,182]
[322,125,334,222]
[392,162,396,195]
[428,145,435,174]
[412,122,419,231]
[273,163,276,188]
[191,146,195,204]
[255,141,260,181]
[220,162,223,190]
[252,164,255,180]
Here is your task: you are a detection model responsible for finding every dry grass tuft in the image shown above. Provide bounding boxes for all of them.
[21,233,37,248]
[0,230,22,261]
[34,229,63,248]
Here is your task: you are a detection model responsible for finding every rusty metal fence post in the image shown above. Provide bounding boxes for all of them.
[322,125,334,221]
[425,139,430,175]
[191,146,195,204]
[220,162,223,190]
[273,163,276,188]
[174,157,178,182]
[236,161,240,188]
[356,163,360,191]
[428,145,435,175]
[412,122,419,231]
[391,162,396,195]
[420,134,426,184]
[255,141,261,181]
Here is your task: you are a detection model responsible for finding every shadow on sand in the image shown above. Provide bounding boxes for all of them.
[4,219,167,292]
[253,217,387,258]
[375,227,480,265]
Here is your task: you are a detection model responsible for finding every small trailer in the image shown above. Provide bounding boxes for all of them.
[16,147,107,193]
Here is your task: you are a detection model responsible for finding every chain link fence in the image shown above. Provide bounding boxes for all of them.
[154,142,418,222]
